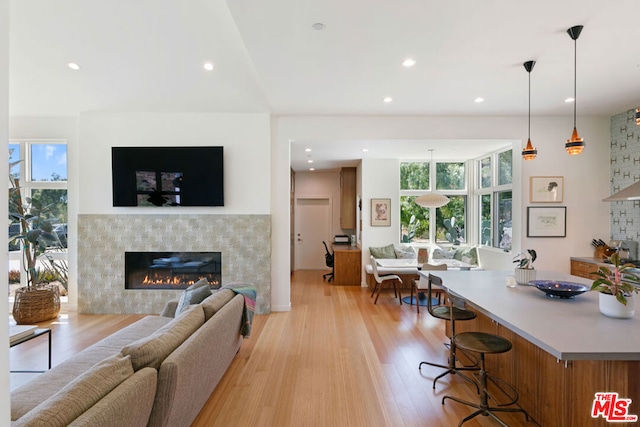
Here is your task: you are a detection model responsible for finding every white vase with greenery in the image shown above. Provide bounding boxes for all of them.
[513,249,537,285]
[591,252,639,319]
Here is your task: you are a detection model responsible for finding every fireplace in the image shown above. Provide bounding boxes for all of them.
[125,251,221,290]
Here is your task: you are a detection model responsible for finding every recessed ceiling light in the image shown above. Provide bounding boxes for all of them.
[203,62,214,71]
[383,97,393,103]
[309,167,315,171]
[307,159,314,163]
[312,23,325,31]
[565,97,575,103]
[362,148,369,152]
[402,58,416,67]
[474,97,484,103]
[305,148,312,152]
[67,63,81,70]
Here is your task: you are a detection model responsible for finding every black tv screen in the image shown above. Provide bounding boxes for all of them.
[111,146,224,207]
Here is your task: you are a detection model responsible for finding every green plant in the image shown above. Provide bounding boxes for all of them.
[401,215,420,243]
[591,252,640,305]
[513,249,537,269]
[9,175,62,288]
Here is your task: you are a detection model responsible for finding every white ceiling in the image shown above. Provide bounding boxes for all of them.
[9,0,640,170]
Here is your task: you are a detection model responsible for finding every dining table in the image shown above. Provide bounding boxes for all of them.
[417,269,640,427]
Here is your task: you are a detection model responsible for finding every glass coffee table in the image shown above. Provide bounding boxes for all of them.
[9,325,52,373]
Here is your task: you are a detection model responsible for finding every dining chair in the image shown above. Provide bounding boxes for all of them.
[410,263,447,313]
[370,256,403,305]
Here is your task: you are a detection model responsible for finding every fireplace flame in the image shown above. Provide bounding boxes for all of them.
[140,275,219,288]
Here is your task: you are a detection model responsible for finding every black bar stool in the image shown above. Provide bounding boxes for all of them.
[418,274,479,390]
[442,331,530,426]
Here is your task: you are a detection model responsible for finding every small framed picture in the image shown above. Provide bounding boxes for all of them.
[371,198,391,227]
[527,206,566,238]
[530,176,564,203]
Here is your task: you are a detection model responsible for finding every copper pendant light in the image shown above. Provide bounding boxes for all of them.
[522,60,537,160]
[565,25,585,155]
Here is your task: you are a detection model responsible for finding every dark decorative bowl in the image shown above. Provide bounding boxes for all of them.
[530,280,589,299]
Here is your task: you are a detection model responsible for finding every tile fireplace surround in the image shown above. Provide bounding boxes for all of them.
[77,214,271,314]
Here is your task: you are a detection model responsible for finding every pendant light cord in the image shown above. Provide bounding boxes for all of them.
[573,37,577,129]
[528,70,531,140]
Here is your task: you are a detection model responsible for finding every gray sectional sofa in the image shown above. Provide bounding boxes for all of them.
[11,289,245,427]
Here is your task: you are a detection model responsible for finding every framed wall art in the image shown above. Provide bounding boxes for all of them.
[527,206,566,237]
[371,198,391,227]
[530,176,564,203]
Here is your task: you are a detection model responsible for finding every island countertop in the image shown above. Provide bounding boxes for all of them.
[418,269,640,361]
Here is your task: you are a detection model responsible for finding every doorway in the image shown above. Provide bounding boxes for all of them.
[295,197,331,270]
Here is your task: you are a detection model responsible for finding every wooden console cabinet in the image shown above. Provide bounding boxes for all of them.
[332,245,361,286]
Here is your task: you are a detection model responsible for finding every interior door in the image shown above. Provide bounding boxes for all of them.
[295,198,331,270]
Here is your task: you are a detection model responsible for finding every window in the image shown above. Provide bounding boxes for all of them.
[9,140,68,296]
[400,161,467,244]
[475,149,513,249]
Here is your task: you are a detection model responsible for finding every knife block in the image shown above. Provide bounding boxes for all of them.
[594,247,616,259]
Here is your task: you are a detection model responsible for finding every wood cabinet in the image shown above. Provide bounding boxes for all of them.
[455,310,640,427]
[340,167,356,229]
[332,245,361,286]
[571,259,599,279]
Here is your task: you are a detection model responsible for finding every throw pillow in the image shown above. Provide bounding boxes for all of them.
[369,244,396,259]
[13,354,134,427]
[453,247,478,266]
[174,278,212,316]
[432,248,455,259]
[394,246,416,259]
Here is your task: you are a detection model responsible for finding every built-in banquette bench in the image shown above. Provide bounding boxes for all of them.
[365,244,481,292]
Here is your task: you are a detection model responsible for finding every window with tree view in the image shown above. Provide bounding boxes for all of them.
[400,161,466,244]
[476,149,512,250]
[9,141,68,298]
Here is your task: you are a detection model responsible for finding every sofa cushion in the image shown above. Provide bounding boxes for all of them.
[174,278,211,316]
[122,304,205,371]
[369,244,396,259]
[68,367,157,427]
[201,289,235,321]
[13,354,134,427]
[394,246,416,259]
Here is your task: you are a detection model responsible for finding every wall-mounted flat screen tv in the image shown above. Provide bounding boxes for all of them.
[112,146,224,207]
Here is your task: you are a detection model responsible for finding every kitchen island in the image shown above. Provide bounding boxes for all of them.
[419,269,640,427]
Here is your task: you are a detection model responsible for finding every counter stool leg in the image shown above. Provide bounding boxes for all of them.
[442,354,530,426]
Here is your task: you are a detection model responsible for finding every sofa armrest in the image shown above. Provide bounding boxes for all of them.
[160,299,179,318]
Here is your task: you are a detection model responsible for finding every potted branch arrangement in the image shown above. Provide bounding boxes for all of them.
[9,175,62,324]
[513,249,537,285]
[591,252,639,319]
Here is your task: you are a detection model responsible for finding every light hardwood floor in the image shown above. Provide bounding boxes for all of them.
[9,271,536,426]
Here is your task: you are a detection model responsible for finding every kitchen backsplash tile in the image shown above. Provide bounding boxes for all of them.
[609,109,640,249]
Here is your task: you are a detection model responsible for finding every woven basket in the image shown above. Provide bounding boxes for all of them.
[13,284,61,324]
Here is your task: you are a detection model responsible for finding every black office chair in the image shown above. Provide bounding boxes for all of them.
[322,241,334,282]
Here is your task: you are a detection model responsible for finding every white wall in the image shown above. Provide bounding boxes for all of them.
[294,170,341,235]
[1,0,9,422]
[78,112,271,215]
[272,115,611,304]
